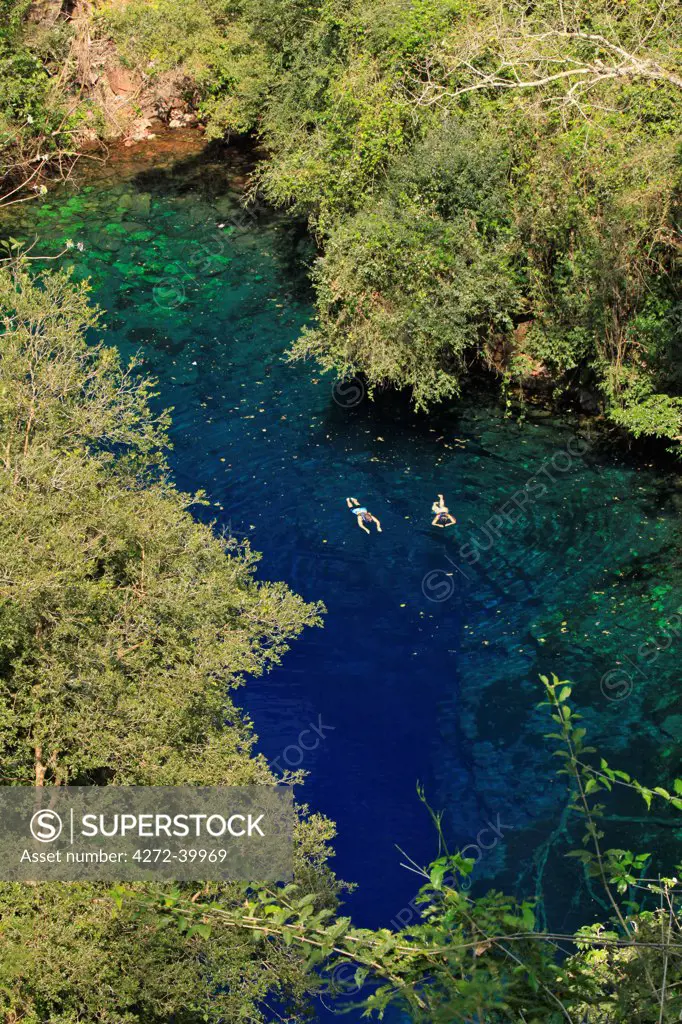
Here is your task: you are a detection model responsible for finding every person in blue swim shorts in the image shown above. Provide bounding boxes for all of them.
[346,496,382,534]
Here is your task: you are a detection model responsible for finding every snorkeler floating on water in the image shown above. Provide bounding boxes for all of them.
[431,494,457,528]
[347,497,382,534]
[346,494,456,533]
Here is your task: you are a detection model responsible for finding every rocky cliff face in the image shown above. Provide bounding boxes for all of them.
[30,0,200,148]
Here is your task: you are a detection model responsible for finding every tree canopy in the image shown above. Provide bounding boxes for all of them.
[0,266,336,1023]
[3,0,681,443]
[101,0,682,442]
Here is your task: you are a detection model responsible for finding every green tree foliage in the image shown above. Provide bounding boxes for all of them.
[0,0,53,174]
[0,876,338,1024]
[0,266,335,1022]
[290,125,522,408]
[0,1,97,203]
[0,266,324,787]
[99,0,272,138]
[104,0,682,448]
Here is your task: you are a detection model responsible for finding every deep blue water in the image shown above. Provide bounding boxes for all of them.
[6,134,682,1018]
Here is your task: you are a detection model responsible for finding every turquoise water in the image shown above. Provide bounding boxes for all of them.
[5,133,682,1013]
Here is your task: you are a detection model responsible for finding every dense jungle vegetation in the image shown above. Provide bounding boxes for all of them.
[0,265,338,1022]
[3,0,680,444]
[2,0,682,1020]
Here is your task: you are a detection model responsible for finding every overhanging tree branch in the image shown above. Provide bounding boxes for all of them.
[407,18,682,109]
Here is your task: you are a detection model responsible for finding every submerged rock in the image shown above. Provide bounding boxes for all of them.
[118,192,152,218]
[90,230,122,252]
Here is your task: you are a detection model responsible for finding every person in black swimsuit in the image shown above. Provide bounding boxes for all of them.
[431,493,456,528]
[346,497,382,534]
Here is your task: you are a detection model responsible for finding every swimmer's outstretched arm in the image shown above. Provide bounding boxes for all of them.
[373,516,382,532]
[432,514,443,526]
[357,517,370,534]
[444,514,457,527]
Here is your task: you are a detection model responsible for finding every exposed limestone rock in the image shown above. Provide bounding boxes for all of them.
[106,66,140,97]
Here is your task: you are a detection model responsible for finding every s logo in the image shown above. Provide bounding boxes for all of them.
[30,809,63,843]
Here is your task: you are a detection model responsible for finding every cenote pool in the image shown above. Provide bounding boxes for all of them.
[5,131,682,1018]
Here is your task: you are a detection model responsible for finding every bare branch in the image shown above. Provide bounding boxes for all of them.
[405,15,682,112]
